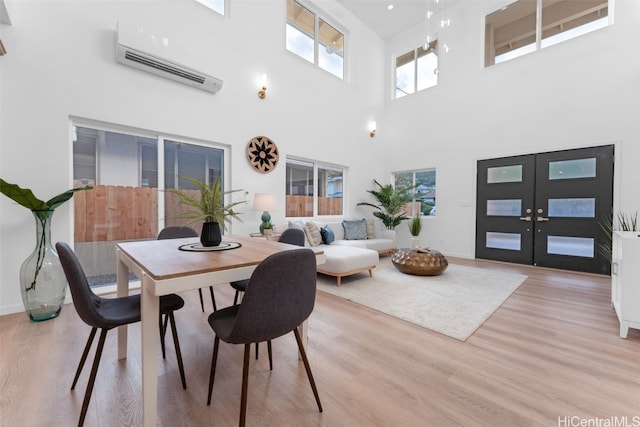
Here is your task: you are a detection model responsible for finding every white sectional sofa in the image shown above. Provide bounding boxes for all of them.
[279,219,396,285]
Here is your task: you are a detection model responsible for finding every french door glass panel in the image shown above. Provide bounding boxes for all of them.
[548,157,596,180]
[548,198,595,218]
[486,232,521,251]
[547,236,594,258]
[487,199,522,216]
[487,165,523,183]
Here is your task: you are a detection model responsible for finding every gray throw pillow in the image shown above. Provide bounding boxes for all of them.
[342,219,368,240]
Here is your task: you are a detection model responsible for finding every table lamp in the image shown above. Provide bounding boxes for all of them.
[253,193,277,234]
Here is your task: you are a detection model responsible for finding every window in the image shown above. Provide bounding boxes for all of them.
[286,158,344,217]
[286,0,345,79]
[485,0,609,67]
[72,122,228,288]
[195,0,225,16]
[395,41,438,99]
[393,169,437,216]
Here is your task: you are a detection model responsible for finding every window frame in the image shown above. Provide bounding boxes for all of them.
[285,156,346,218]
[393,169,437,216]
[285,0,347,80]
[485,0,610,67]
[394,40,439,100]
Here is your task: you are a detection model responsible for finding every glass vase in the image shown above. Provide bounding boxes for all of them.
[19,210,67,322]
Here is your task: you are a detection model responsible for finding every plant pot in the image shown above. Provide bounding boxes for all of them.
[410,236,420,249]
[201,221,222,247]
[19,210,67,322]
[263,229,273,236]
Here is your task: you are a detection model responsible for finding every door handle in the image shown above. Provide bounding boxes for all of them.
[536,216,549,222]
[519,216,532,222]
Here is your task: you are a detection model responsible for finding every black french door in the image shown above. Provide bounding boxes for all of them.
[476,145,614,274]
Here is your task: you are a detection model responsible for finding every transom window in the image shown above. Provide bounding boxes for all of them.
[286,0,345,79]
[394,169,437,216]
[485,0,609,66]
[286,158,344,217]
[395,40,438,99]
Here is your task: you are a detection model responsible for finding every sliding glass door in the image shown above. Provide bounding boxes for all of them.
[72,122,227,288]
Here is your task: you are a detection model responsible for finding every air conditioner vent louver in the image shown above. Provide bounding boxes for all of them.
[124,50,206,84]
[115,22,223,94]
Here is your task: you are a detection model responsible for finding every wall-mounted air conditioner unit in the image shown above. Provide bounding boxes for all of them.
[115,22,223,94]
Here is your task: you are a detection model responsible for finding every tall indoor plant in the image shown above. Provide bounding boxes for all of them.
[166,175,246,247]
[0,178,92,321]
[357,178,417,230]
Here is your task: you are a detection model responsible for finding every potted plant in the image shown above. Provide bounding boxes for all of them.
[262,220,273,236]
[166,175,246,247]
[408,215,422,249]
[357,178,417,230]
[0,178,92,321]
[599,211,638,263]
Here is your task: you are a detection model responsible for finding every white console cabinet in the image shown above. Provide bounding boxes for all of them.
[611,231,640,338]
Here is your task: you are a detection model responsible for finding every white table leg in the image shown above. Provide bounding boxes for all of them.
[141,273,159,427]
[117,249,128,360]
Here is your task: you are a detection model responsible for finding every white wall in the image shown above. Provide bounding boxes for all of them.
[383,0,640,258]
[0,0,386,314]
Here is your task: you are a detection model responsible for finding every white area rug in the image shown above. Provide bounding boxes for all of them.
[316,258,527,341]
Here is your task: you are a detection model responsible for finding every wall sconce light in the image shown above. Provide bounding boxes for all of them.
[257,73,267,99]
[369,121,377,138]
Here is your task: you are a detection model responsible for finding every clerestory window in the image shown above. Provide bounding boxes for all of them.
[395,40,438,99]
[286,0,345,79]
[485,0,609,67]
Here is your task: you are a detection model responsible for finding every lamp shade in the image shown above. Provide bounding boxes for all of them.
[253,193,277,212]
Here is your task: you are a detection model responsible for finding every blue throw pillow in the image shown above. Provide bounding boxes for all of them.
[342,219,368,240]
[320,225,335,244]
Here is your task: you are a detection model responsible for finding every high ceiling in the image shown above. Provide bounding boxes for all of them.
[337,0,433,40]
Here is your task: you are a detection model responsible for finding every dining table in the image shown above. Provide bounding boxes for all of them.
[115,234,325,427]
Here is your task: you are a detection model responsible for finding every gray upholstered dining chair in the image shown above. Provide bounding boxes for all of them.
[229,228,305,304]
[206,248,322,427]
[56,242,187,427]
[228,227,306,361]
[158,226,217,312]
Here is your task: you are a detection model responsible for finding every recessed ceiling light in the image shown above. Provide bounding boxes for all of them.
[387,4,394,11]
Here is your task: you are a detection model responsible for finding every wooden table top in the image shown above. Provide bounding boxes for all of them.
[117,234,321,281]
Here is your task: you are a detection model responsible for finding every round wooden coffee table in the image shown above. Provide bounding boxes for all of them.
[391,248,448,276]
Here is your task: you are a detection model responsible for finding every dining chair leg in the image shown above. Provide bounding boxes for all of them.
[233,290,240,305]
[167,312,187,389]
[72,327,97,390]
[198,288,205,312]
[159,314,167,359]
[207,336,220,405]
[240,343,251,427]
[209,286,217,312]
[293,328,323,413]
[255,342,259,360]
[267,340,273,371]
[78,328,108,427]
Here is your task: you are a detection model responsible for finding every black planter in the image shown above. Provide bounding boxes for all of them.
[200,221,222,247]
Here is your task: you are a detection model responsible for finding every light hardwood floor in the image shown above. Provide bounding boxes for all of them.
[1,257,639,426]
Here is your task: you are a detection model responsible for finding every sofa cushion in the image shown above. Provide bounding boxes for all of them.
[319,245,379,274]
[304,221,322,246]
[342,219,368,240]
[320,225,335,244]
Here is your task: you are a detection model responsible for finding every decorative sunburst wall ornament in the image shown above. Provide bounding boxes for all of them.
[246,136,279,174]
